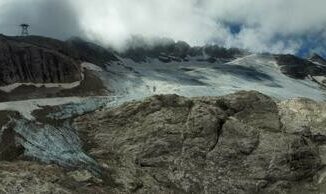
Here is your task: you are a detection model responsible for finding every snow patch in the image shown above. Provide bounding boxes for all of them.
[0,81,82,93]
[311,76,326,86]
[81,62,103,72]
[310,60,326,67]
[0,97,105,120]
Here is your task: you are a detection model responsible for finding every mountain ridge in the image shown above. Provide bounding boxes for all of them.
[0,34,325,102]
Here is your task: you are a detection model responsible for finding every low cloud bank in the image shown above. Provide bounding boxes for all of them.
[0,0,325,56]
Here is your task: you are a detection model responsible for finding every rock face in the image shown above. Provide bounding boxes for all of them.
[121,37,245,63]
[0,161,108,194]
[0,91,325,193]
[0,35,82,86]
[275,54,326,79]
[66,37,119,66]
[310,54,326,66]
[70,91,325,194]
[0,35,114,101]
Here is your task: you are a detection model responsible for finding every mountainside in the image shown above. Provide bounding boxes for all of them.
[0,35,113,100]
[0,35,81,86]
[0,35,326,193]
[0,34,325,101]
[275,54,326,80]
[310,54,326,66]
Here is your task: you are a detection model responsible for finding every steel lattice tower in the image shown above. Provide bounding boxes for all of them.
[20,24,30,36]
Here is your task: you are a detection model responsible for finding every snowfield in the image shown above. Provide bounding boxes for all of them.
[103,54,326,102]
[0,54,325,120]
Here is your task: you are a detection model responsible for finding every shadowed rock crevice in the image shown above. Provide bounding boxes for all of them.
[0,111,24,161]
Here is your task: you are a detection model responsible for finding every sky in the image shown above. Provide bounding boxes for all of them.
[0,0,325,57]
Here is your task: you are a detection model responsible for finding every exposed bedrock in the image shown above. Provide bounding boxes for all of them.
[0,91,325,193]
[275,54,326,80]
[0,35,82,86]
[71,91,326,194]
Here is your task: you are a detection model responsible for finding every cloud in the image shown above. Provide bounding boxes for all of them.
[73,0,220,50]
[0,0,325,55]
[72,0,326,54]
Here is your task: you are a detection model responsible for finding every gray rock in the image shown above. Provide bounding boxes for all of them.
[275,54,326,80]
[310,54,326,66]
[0,91,325,193]
[0,35,81,86]
[278,98,326,143]
[72,91,323,193]
[0,161,113,194]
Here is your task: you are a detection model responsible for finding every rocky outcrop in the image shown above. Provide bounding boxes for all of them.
[121,36,245,63]
[0,35,82,86]
[307,54,326,87]
[11,35,119,66]
[0,161,108,194]
[275,54,326,79]
[0,35,113,100]
[310,54,326,66]
[71,91,325,194]
[279,98,326,145]
[0,91,326,193]
[67,37,119,66]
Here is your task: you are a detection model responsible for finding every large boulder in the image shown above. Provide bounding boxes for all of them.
[72,91,324,193]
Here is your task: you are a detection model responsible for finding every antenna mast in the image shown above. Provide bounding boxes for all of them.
[20,24,30,36]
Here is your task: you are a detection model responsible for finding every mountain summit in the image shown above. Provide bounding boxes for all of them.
[310,53,326,66]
